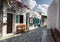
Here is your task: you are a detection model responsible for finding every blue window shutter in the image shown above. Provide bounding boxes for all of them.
[16,15,18,23]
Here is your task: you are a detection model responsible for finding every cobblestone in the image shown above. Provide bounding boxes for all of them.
[0,28,43,42]
[0,28,54,42]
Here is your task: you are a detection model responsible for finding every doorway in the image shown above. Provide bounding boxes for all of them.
[7,13,13,33]
[0,14,2,36]
[26,13,29,28]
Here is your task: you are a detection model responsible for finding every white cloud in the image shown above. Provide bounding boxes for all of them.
[21,0,37,9]
[37,5,41,9]
[37,4,49,11]
[41,4,49,10]
[37,4,49,15]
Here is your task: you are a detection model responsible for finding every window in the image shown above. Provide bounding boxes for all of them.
[20,15,23,23]
[16,15,18,23]
[16,15,24,23]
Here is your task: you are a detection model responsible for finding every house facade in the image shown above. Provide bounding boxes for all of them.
[0,0,41,37]
[24,10,41,30]
[1,0,28,37]
[39,12,47,27]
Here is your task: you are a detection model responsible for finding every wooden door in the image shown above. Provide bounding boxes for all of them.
[0,14,2,36]
[7,13,13,33]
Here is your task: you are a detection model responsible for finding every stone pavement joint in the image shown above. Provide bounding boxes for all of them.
[0,28,54,42]
[0,28,43,42]
[41,29,55,42]
[41,29,47,42]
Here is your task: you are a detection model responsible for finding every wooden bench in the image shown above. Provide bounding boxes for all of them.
[50,28,60,42]
[16,24,29,34]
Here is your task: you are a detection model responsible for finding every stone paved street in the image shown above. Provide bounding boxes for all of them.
[46,29,54,42]
[0,28,54,42]
[0,28,43,42]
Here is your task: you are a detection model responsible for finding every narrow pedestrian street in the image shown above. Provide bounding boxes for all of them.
[0,28,43,42]
[0,0,60,42]
[0,27,54,42]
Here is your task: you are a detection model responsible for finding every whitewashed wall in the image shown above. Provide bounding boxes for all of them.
[47,0,57,29]
[47,0,60,31]
[3,2,8,36]
[3,2,16,36]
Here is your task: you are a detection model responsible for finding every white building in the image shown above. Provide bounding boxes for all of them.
[0,0,30,37]
[0,0,41,37]
[47,0,60,32]
[24,9,41,30]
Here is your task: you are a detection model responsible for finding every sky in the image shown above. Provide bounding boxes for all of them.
[17,0,53,15]
[36,0,52,5]
[33,0,53,11]
[33,0,53,16]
